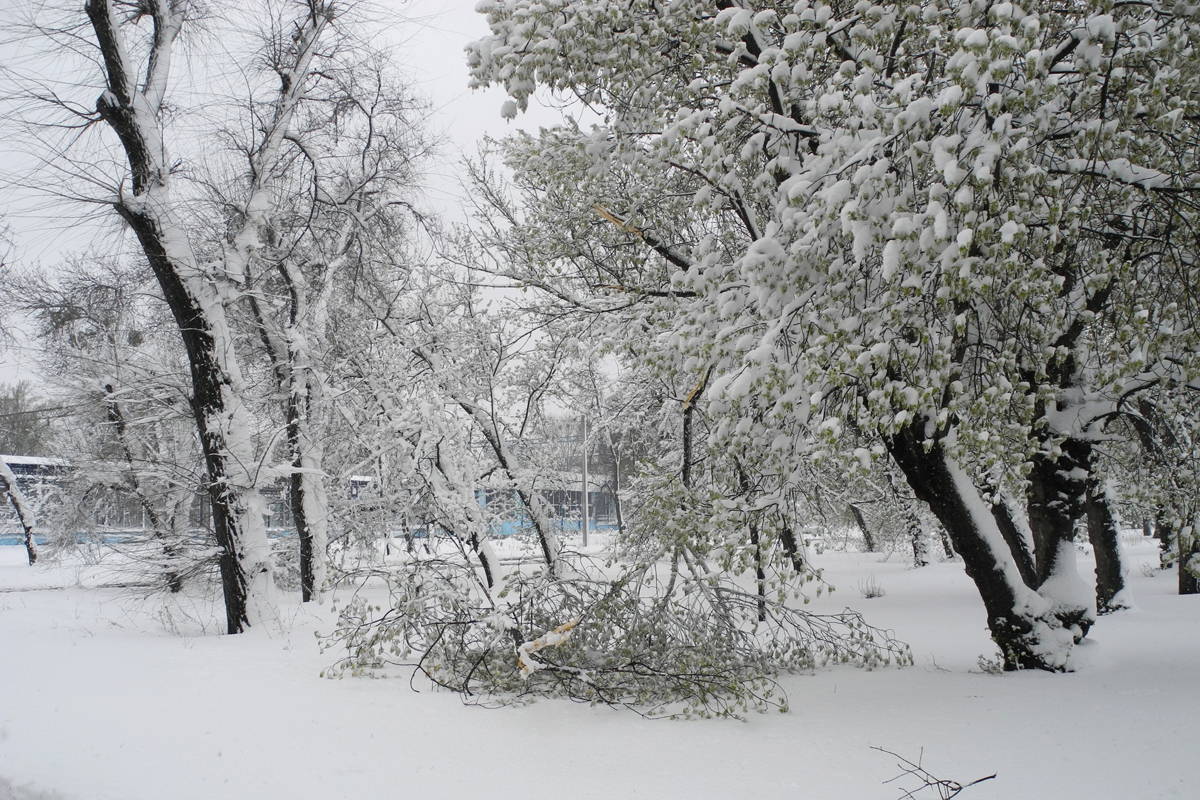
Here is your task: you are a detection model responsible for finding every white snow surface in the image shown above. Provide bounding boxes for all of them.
[1,539,1197,799]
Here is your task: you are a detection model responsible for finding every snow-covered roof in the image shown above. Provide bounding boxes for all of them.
[0,455,70,467]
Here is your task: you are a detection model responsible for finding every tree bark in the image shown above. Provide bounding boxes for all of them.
[937,525,956,559]
[287,367,327,602]
[887,419,1072,670]
[681,367,710,490]
[779,520,806,574]
[989,494,1037,588]
[1180,517,1200,596]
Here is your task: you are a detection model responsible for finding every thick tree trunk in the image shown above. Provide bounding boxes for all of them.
[0,457,37,565]
[116,206,270,634]
[1025,437,1095,638]
[1083,476,1129,613]
[887,419,1073,670]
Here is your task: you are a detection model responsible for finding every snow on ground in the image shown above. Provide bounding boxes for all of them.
[1,538,1196,800]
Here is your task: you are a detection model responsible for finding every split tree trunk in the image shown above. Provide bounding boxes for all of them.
[887,419,1072,670]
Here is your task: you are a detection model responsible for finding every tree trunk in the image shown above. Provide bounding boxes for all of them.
[1083,476,1129,613]
[115,205,269,635]
[848,503,877,552]
[887,419,1073,670]
[908,505,929,568]
[735,460,766,621]
[1180,516,1200,596]
[0,456,37,565]
[989,494,1037,588]
[1154,510,1174,568]
[779,520,806,574]
[84,0,331,632]
[287,371,327,603]
[681,368,710,490]
[937,525,956,559]
[603,427,624,534]
[1025,437,1095,638]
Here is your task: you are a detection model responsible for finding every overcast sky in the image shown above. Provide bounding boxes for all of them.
[0,0,566,384]
[384,0,565,213]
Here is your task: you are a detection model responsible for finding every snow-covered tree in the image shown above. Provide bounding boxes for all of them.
[325,267,911,715]
[468,0,1200,668]
[221,44,427,602]
[0,383,53,457]
[14,258,206,591]
[5,0,419,630]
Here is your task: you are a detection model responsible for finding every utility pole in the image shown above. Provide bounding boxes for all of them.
[581,415,589,548]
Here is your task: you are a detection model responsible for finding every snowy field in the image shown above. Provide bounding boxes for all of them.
[1,538,1196,800]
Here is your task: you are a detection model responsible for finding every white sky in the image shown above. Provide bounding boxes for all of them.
[0,0,567,385]
[383,0,566,216]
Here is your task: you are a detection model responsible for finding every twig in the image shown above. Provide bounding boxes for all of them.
[873,746,997,799]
